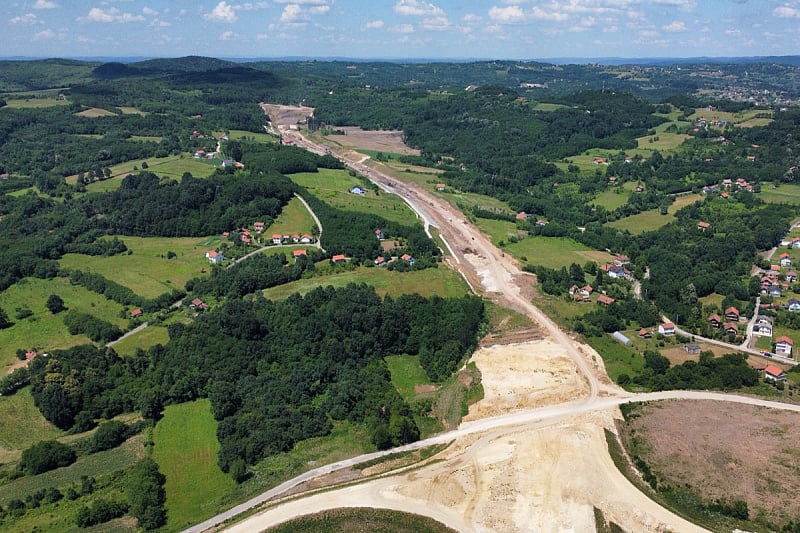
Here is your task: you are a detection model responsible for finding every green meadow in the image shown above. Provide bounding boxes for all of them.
[0,277,127,372]
[592,188,631,211]
[289,168,418,225]
[227,129,277,143]
[385,354,433,404]
[2,97,69,109]
[153,400,236,531]
[262,265,469,300]
[59,235,226,299]
[758,183,800,205]
[77,154,218,191]
[264,196,316,235]
[606,193,703,234]
[110,325,170,357]
[0,388,63,463]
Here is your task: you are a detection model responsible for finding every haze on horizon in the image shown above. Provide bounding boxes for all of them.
[4,0,798,61]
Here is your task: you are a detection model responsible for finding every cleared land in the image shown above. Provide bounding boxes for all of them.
[69,154,217,190]
[606,193,703,234]
[262,266,469,300]
[0,388,63,463]
[75,107,117,117]
[0,277,127,372]
[289,168,419,225]
[621,400,800,529]
[758,183,800,205]
[316,127,420,156]
[154,399,237,531]
[59,235,225,299]
[2,97,69,109]
[505,235,612,269]
[110,325,170,357]
[264,196,316,236]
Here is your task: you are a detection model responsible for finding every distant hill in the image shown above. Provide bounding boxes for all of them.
[130,55,239,73]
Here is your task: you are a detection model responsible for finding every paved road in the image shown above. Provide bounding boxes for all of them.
[105,322,148,348]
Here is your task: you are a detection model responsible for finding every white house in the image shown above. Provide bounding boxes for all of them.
[788,298,800,312]
[774,336,793,357]
[205,250,223,264]
[764,364,787,382]
[658,322,676,336]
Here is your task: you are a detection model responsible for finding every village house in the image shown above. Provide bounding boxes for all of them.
[291,234,300,243]
[764,364,787,382]
[723,321,739,335]
[774,336,794,357]
[130,308,143,318]
[272,234,283,245]
[401,253,415,265]
[708,313,722,328]
[254,221,265,233]
[332,254,347,264]
[787,298,800,312]
[638,328,652,339]
[580,285,593,297]
[435,183,446,191]
[374,256,387,267]
[375,228,384,239]
[792,237,800,249]
[780,253,792,267]
[205,250,223,264]
[658,322,676,336]
[724,306,740,322]
[684,344,702,355]
[300,234,313,244]
[769,285,782,298]
[293,249,307,260]
[787,271,797,283]
[753,316,773,337]
[515,212,528,221]
[536,219,549,226]
[697,221,711,231]
[597,294,615,306]
[189,298,209,311]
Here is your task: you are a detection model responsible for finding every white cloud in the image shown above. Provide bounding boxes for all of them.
[142,7,157,16]
[273,0,328,3]
[463,13,481,23]
[150,19,171,27]
[10,13,39,25]
[724,28,741,36]
[204,1,238,23]
[309,5,330,15]
[654,0,696,11]
[662,20,687,32]
[488,5,525,23]
[256,33,268,40]
[219,30,236,40]
[33,28,55,40]
[33,0,58,9]
[280,4,302,22]
[530,6,569,21]
[774,5,800,18]
[421,16,451,30]
[394,0,444,17]
[364,20,384,29]
[80,8,145,23]
[390,23,415,33]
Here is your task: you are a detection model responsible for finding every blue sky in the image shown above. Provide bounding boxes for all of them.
[5,0,800,60]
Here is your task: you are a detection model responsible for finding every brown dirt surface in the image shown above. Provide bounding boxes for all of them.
[328,127,420,156]
[622,399,800,526]
[260,103,314,128]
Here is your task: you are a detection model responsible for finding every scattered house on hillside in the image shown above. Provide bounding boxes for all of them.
[769,285,783,298]
[300,234,313,244]
[254,221,265,233]
[375,228,385,240]
[684,343,702,355]
[635,184,645,193]
[193,150,206,158]
[792,237,800,249]
[291,234,300,243]
[720,192,729,199]
[781,253,793,267]
[130,308,143,318]
[435,183,446,191]
[272,234,283,245]
[775,335,794,357]
[221,159,234,168]
[580,285,593,297]
[593,157,605,165]
[332,254,347,264]
[293,249,307,260]
[206,250,224,264]
[569,285,580,296]
[572,292,590,302]
[374,256,387,267]
[787,271,797,283]
[708,313,722,328]
[638,328,652,339]
[515,212,528,221]
[613,255,630,266]
[697,221,712,231]
[658,322,676,336]
[401,253,415,265]
[770,264,782,273]
[25,351,38,361]
[350,185,367,195]
[536,219,549,226]
[189,298,209,311]
[753,316,773,337]
[597,294,615,306]
[724,306,740,322]
[608,176,617,184]
[764,364,787,382]
[723,321,739,334]
[787,298,800,312]
[612,331,632,345]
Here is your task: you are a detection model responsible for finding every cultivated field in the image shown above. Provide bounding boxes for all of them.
[317,127,420,156]
[227,129,275,143]
[621,400,800,530]
[606,193,703,234]
[153,399,236,531]
[75,107,117,117]
[593,188,631,211]
[2,97,69,109]
[289,168,418,225]
[59,236,226,299]
[0,388,63,463]
[758,183,800,205]
[0,277,127,372]
[262,266,469,300]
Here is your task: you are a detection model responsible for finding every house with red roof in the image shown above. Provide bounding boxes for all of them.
[374,256,387,267]
[658,322,675,336]
[775,336,793,357]
[515,212,528,220]
[130,308,143,318]
[792,237,800,249]
[764,364,787,382]
[638,328,652,339]
[205,250,224,264]
[300,234,313,244]
[332,254,347,264]
[401,254,415,265]
[375,228,385,239]
[780,253,792,267]
[272,234,283,245]
[435,183,446,191]
[293,249,307,260]
[254,221,265,233]
[723,322,739,334]
[597,295,615,306]
[708,314,721,328]
[724,306,740,321]
[697,221,711,231]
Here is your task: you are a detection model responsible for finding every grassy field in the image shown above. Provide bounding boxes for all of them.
[385,355,433,404]
[758,183,800,205]
[110,325,170,357]
[153,399,236,531]
[263,266,469,300]
[76,107,117,117]
[0,277,128,372]
[606,193,703,234]
[0,388,64,463]
[592,188,631,211]
[119,106,146,115]
[686,107,773,128]
[2,97,69,109]
[59,235,226,299]
[289,168,418,225]
[505,236,613,269]
[75,154,218,191]
[265,196,316,236]
[584,334,644,382]
[227,129,276,143]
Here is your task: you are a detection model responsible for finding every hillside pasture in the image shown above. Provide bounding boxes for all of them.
[59,235,226,299]
[262,265,469,300]
[264,196,316,236]
[75,107,117,117]
[289,168,418,225]
[227,129,276,143]
[686,107,773,128]
[153,400,236,531]
[606,193,702,234]
[506,235,612,269]
[758,183,800,205]
[110,325,170,357]
[72,154,218,191]
[2,97,69,109]
[0,277,127,372]
[0,388,64,463]
[592,188,630,211]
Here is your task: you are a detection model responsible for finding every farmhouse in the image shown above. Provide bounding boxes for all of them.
[723,321,739,334]
[401,254,415,265]
[436,183,446,191]
[774,336,794,357]
[708,313,721,328]
[597,294,615,306]
[375,228,384,239]
[638,328,652,339]
[300,234,313,244]
[189,298,209,311]
[787,298,800,312]
[332,254,347,264]
[753,316,773,337]
[697,221,711,231]
[780,253,792,267]
[254,221,265,233]
[724,306,740,321]
[272,234,283,245]
[206,250,223,264]
[764,364,787,382]
[515,212,528,220]
[658,322,675,336]
[293,249,307,260]
[374,256,387,267]
[130,308,143,318]
[684,344,702,355]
